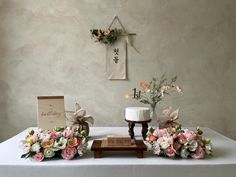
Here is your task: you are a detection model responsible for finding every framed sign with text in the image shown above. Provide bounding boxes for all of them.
[37,96,66,130]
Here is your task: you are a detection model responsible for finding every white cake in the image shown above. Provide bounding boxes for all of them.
[125,107,151,121]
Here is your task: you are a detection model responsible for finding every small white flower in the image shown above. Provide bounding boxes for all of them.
[31,142,41,152]
[146,89,151,93]
[205,144,212,155]
[53,137,67,150]
[19,140,31,153]
[176,85,182,93]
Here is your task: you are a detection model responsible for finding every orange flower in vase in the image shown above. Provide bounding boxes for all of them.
[125,75,182,125]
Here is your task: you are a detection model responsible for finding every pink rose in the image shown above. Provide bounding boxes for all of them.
[34,152,44,162]
[192,146,204,159]
[50,131,57,140]
[166,147,175,157]
[27,135,38,143]
[62,129,72,138]
[178,133,187,144]
[183,130,196,141]
[157,128,167,137]
[61,147,77,160]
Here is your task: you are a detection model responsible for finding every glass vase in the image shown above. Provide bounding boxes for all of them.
[150,105,158,127]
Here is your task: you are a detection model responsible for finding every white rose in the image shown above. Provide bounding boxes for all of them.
[31,142,41,152]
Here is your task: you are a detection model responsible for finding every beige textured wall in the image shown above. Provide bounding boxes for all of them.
[0,0,236,142]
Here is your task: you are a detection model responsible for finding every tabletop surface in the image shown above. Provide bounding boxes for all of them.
[0,127,236,166]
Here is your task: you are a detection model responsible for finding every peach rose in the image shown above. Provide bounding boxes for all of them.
[41,139,54,148]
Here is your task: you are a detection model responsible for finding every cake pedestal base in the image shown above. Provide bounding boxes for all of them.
[125,119,151,140]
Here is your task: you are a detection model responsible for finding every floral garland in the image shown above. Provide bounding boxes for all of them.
[90,28,122,44]
[19,127,88,161]
[146,125,212,159]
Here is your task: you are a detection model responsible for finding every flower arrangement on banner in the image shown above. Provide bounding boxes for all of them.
[90,28,122,44]
[19,127,88,161]
[146,125,212,159]
[125,75,182,113]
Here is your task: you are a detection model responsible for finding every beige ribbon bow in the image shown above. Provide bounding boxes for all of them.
[66,103,94,135]
[159,106,180,129]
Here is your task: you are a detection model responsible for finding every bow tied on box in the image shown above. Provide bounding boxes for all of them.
[66,103,94,136]
[158,107,180,129]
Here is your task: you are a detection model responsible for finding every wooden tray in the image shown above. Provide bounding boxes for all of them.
[91,140,147,158]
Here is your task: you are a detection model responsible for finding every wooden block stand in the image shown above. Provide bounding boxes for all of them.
[91,140,147,158]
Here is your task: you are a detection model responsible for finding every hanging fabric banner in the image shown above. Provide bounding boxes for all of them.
[105,16,128,80]
[106,38,127,79]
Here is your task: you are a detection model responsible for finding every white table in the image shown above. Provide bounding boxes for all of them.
[0,127,236,177]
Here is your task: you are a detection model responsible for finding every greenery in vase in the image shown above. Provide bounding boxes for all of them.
[125,75,182,109]
[90,28,122,44]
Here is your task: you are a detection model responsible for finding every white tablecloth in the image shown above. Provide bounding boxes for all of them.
[0,127,236,177]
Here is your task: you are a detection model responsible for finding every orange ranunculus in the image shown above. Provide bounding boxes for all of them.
[67,137,78,147]
[140,82,150,89]
[41,139,54,148]
[140,82,146,88]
